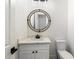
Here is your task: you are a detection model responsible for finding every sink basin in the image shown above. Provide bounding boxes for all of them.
[18,37,51,44]
[32,37,44,40]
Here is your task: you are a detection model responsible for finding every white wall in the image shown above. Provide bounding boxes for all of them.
[5,0,10,59]
[5,0,10,46]
[5,0,18,59]
[15,0,68,59]
[67,0,74,56]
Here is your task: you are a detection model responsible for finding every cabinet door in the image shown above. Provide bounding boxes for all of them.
[35,50,49,59]
[19,50,35,59]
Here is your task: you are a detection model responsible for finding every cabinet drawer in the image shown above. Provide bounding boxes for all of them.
[19,44,49,51]
[19,50,34,54]
[19,49,48,54]
[19,44,36,50]
[36,44,49,50]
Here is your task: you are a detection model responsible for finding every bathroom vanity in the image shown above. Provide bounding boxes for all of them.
[18,9,51,59]
[18,37,51,59]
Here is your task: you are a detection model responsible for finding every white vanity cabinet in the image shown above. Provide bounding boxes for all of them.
[18,44,50,59]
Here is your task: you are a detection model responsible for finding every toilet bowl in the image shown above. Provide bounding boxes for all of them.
[57,50,73,59]
[56,40,74,59]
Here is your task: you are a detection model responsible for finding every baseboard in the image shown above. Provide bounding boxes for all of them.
[49,55,57,59]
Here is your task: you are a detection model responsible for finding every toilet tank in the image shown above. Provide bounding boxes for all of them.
[56,40,66,50]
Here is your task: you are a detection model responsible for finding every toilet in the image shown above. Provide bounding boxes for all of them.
[56,40,73,59]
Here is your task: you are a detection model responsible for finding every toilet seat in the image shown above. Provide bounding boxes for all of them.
[58,50,73,59]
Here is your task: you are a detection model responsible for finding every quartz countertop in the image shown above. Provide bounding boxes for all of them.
[18,37,51,44]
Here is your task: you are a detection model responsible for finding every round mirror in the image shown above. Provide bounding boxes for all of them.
[27,9,51,32]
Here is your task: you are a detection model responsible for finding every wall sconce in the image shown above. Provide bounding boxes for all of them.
[34,0,39,1]
[40,0,48,2]
[40,0,45,1]
[34,0,48,2]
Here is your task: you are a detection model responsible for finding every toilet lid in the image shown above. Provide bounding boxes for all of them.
[58,50,73,59]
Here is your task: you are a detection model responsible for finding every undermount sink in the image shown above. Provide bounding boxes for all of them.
[18,37,51,44]
[31,37,44,40]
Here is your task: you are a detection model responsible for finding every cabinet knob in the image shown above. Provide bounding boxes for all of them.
[35,51,38,53]
[32,51,34,53]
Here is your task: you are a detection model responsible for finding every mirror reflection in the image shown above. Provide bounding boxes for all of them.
[31,12,48,29]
